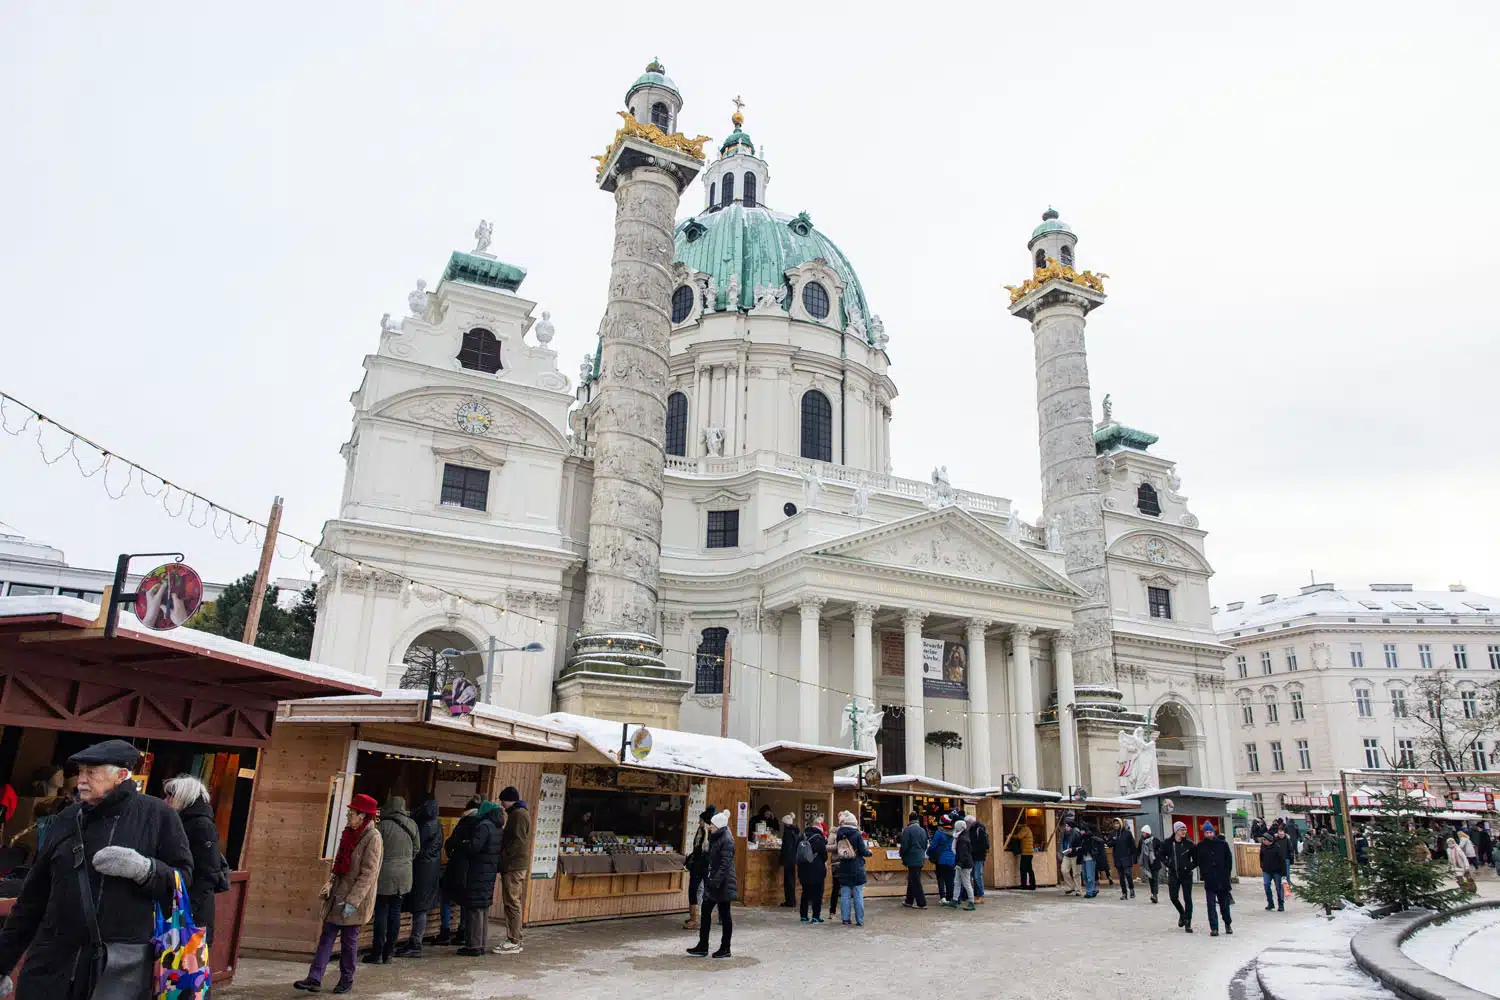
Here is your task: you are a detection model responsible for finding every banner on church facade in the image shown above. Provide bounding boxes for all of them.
[879,632,968,700]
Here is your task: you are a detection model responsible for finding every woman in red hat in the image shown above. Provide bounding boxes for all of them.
[295,794,384,994]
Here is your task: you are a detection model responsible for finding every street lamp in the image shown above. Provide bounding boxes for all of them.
[440,639,546,706]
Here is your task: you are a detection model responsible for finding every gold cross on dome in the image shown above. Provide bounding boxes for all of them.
[731,95,744,115]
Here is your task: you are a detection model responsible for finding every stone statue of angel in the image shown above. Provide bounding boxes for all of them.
[702,273,718,312]
[801,468,823,508]
[929,465,955,509]
[702,425,725,457]
[1046,514,1062,552]
[580,353,594,384]
[474,219,493,254]
[725,272,741,310]
[1117,726,1159,795]
[407,278,430,319]
[870,315,887,349]
[850,480,872,517]
[1101,393,1113,424]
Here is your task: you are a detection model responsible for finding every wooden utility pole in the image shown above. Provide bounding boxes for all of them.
[1339,769,1359,894]
[720,639,733,738]
[242,496,284,646]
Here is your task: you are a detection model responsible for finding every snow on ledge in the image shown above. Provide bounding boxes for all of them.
[542,712,789,782]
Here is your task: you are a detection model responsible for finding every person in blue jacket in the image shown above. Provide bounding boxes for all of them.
[927,815,957,904]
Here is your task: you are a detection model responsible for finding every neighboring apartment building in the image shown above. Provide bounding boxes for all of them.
[1215,582,1500,821]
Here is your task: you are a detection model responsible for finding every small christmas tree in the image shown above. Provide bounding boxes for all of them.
[925,730,963,780]
[1363,785,1470,912]
[1291,846,1354,917]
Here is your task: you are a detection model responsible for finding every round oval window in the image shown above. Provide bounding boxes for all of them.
[802,281,830,319]
[671,285,695,323]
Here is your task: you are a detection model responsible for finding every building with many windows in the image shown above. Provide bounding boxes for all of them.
[310,61,1237,796]
[1216,582,1500,819]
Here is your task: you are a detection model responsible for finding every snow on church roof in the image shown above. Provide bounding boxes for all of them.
[1214,584,1500,634]
[542,713,790,782]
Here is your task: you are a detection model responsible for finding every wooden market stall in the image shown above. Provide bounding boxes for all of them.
[238,693,578,958]
[972,789,1062,889]
[733,742,874,906]
[492,712,790,926]
[0,595,377,989]
[831,775,980,898]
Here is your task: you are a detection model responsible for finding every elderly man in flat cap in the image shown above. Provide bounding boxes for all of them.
[0,739,192,1000]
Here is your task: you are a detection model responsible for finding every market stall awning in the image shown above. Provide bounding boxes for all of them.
[874,774,978,797]
[276,691,579,752]
[755,740,874,774]
[538,713,790,782]
[972,786,1063,803]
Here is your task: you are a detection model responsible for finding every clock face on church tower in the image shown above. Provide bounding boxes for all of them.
[1146,537,1167,564]
[454,398,493,436]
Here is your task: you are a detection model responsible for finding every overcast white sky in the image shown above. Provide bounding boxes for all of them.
[2,2,1496,608]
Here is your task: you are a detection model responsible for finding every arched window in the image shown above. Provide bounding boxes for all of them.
[709,181,716,207]
[801,389,833,462]
[695,627,729,693]
[1137,482,1162,516]
[801,281,830,319]
[1034,247,1047,269]
[457,328,502,373]
[721,172,734,207]
[671,285,695,324]
[665,392,688,457]
[650,102,671,130]
[1060,244,1074,267]
[743,172,757,208]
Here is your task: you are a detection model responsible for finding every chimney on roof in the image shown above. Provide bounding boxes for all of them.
[1369,583,1413,592]
[1299,583,1336,595]
[1449,584,1468,592]
[1226,601,1244,611]
[1259,593,1278,605]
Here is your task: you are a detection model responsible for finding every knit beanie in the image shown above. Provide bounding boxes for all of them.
[711,811,730,830]
[1172,821,1187,834]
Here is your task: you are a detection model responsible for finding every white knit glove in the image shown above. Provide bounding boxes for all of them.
[92,845,153,885]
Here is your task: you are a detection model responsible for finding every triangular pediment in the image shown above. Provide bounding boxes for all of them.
[812,508,1083,596]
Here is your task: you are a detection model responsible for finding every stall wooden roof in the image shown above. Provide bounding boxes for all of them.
[755,740,875,773]
[536,713,790,781]
[873,774,978,797]
[276,691,579,752]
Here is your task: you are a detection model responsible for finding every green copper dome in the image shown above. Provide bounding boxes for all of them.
[625,59,680,104]
[672,204,872,336]
[720,128,755,155]
[1031,206,1074,240]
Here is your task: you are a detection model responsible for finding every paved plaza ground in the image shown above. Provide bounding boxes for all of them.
[229,879,1351,1000]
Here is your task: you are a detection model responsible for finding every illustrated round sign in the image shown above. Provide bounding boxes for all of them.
[442,674,479,716]
[629,726,653,761]
[132,563,204,631]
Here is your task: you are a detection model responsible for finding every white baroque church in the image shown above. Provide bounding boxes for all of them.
[310,61,1236,795]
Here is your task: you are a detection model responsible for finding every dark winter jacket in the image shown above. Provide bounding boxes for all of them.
[376,799,419,896]
[1162,836,1198,883]
[0,781,193,1000]
[798,827,828,884]
[1250,820,1268,842]
[441,811,479,902]
[954,828,974,870]
[969,820,990,861]
[704,826,737,902]
[499,801,532,873]
[461,803,506,909]
[899,821,929,868]
[1258,836,1289,877]
[1139,834,1164,872]
[178,797,225,937]
[409,799,443,912]
[779,823,801,866]
[686,824,711,877]
[1111,828,1137,871]
[833,825,872,886]
[927,829,956,867]
[1090,831,1110,869]
[1195,835,1234,892]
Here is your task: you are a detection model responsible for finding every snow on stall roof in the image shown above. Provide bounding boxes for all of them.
[295,688,574,731]
[878,774,977,795]
[1214,585,1499,633]
[754,740,876,763]
[0,595,376,693]
[542,713,789,781]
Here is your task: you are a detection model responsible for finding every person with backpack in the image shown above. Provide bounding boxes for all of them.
[950,820,977,911]
[927,815,957,904]
[968,815,990,903]
[397,798,443,957]
[164,774,229,944]
[778,813,801,908]
[1111,818,1137,900]
[1137,824,1163,903]
[899,811,929,908]
[683,805,715,930]
[797,817,828,923]
[368,796,418,964]
[832,810,871,926]
[1057,818,1080,895]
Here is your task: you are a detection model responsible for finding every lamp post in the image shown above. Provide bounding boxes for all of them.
[440,638,546,706]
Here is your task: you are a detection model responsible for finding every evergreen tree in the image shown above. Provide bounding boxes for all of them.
[186,573,318,659]
[1291,843,1354,917]
[925,730,963,780]
[1363,786,1470,912]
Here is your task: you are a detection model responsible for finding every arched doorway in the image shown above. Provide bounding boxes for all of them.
[1153,700,1199,787]
[397,628,477,690]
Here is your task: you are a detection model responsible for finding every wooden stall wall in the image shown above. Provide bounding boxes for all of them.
[239,724,351,957]
[705,779,750,906]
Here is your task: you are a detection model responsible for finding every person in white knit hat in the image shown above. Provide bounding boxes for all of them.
[687,812,737,959]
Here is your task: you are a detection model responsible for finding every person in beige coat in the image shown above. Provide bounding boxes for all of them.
[295,794,384,994]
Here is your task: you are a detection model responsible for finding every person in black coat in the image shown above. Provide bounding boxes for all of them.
[456,801,504,956]
[165,775,226,943]
[438,795,482,946]
[398,799,443,957]
[1111,819,1138,900]
[797,820,828,923]
[777,814,800,908]
[1259,831,1290,913]
[687,812,736,959]
[1162,821,1198,932]
[1195,822,1234,936]
[0,740,193,1000]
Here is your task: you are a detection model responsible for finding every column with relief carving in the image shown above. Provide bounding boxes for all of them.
[1054,630,1079,793]
[1010,625,1038,789]
[966,619,992,788]
[903,609,927,775]
[798,597,825,744]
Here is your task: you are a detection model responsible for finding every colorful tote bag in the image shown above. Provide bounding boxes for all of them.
[153,871,211,1000]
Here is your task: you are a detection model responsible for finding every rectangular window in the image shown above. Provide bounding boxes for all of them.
[1236,655,1248,679]
[1270,740,1285,771]
[1265,695,1279,724]
[56,588,103,602]
[1241,700,1254,726]
[439,463,490,511]
[1383,643,1399,669]
[694,628,728,693]
[1290,690,1305,721]
[1490,644,1500,670]
[1285,647,1298,672]
[1428,695,1442,719]
[1462,689,1478,719]
[1296,739,1312,770]
[1349,644,1364,668]
[4,583,53,597]
[1391,688,1407,718]
[1454,644,1469,669]
[706,510,740,549]
[1356,688,1372,718]
[1419,644,1434,669]
[1398,739,1416,769]
[1260,651,1274,675]
[1246,743,1260,773]
[1475,742,1489,771]
[1363,738,1382,769]
[1148,586,1172,620]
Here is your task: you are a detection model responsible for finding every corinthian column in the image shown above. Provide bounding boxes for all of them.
[1010,625,1038,789]
[799,597,825,743]
[966,619,992,789]
[903,609,927,775]
[1054,630,1079,793]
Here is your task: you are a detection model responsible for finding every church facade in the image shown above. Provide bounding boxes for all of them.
[310,62,1235,796]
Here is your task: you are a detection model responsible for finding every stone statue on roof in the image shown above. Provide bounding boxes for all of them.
[703,273,718,312]
[407,279,430,319]
[534,310,555,346]
[474,219,493,254]
[1101,393,1113,424]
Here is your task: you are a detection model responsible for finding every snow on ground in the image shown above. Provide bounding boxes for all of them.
[1253,905,1390,1000]
[1401,905,1500,996]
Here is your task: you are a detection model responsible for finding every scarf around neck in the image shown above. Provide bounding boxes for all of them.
[334,822,364,875]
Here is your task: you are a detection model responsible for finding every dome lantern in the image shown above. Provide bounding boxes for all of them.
[701,95,770,214]
[624,57,683,134]
[1027,205,1079,270]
